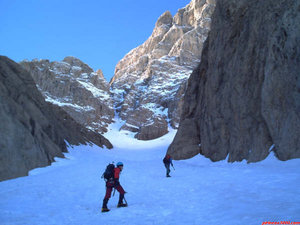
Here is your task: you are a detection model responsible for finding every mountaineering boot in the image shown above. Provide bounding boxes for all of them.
[166,174,171,177]
[102,208,110,212]
[101,198,110,212]
[117,194,127,208]
[117,203,128,207]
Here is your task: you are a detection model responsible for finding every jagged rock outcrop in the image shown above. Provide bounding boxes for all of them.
[168,0,300,162]
[110,0,216,140]
[20,56,114,134]
[0,56,112,181]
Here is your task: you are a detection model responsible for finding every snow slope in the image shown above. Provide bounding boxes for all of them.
[0,120,299,225]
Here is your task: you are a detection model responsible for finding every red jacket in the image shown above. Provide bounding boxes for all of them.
[114,167,121,179]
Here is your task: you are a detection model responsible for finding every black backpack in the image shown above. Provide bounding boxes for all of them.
[102,163,115,181]
[163,157,169,164]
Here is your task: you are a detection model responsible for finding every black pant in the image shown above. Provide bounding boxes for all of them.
[164,163,170,176]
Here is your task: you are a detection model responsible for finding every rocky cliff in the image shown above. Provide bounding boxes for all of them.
[168,0,300,162]
[20,56,114,134]
[0,56,112,181]
[110,0,216,140]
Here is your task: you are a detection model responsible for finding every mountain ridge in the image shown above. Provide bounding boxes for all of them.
[109,0,216,140]
[20,56,115,134]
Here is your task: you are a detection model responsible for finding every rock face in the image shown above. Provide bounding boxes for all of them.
[168,0,300,162]
[0,56,112,181]
[20,56,114,134]
[110,0,216,140]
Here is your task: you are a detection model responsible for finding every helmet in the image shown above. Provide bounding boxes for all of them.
[117,162,123,167]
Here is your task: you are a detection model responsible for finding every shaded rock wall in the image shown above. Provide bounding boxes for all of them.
[0,56,112,181]
[168,0,300,162]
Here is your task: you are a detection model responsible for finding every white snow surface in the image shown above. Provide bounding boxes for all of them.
[1,120,299,225]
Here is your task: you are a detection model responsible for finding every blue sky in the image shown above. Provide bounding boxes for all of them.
[0,0,190,81]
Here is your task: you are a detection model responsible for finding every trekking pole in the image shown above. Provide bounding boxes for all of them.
[123,196,128,205]
[172,165,175,170]
[113,188,116,196]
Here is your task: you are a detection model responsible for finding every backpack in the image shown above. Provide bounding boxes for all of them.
[163,155,170,164]
[102,163,115,181]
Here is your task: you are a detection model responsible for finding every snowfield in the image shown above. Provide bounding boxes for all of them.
[0,120,299,225]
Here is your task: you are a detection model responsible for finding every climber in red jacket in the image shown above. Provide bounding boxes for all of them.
[102,162,127,212]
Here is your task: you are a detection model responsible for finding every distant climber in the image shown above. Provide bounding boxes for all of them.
[163,154,174,177]
[101,162,127,212]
